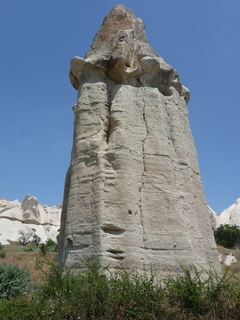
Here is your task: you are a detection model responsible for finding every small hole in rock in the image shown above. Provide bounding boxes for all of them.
[128,209,132,215]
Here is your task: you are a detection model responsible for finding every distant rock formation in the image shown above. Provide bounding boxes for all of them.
[58,5,221,276]
[209,198,240,229]
[0,195,61,244]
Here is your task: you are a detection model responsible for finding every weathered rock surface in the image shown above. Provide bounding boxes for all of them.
[208,205,218,230]
[0,195,61,244]
[59,5,221,276]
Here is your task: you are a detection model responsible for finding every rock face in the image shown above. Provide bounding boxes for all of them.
[58,5,221,276]
[0,195,61,225]
[0,195,61,244]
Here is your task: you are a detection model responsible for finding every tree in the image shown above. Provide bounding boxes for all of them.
[214,224,240,249]
[0,263,30,299]
[32,234,41,247]
[18,230,33,246]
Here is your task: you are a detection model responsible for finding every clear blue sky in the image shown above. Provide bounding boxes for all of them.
[0,1,239,214]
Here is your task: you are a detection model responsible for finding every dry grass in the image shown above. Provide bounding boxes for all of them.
[0,242,57,284]
[1,243,240,284]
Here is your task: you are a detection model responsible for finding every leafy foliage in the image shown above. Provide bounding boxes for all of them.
[0,251,6,259]
[0,263,30,300]
[24,247,34,252]
[32,234,41,247]
[1,260,240,319]
[45,238,57,248]
[214,224,240,249]
[163,266,236,317]
[0,243,6,259]
[39,238,58,256]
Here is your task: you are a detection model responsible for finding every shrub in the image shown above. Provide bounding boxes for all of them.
[0,261,240,319]
[45,238,55,247]
[39,239,58,255]
[0,263,30,300]
[46,238,58,251]
[24,247,34,252]
[32,234,41,247]
[39,243,47,256]
[0,243,6,259]
[0,251,6,259]
[214,224,240,248]
[163,266,232,317]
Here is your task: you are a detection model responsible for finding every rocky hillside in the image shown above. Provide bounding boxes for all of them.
[0,195,61,245]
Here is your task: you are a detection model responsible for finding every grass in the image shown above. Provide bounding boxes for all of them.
[1,245,240,319]
[0,242,57,284]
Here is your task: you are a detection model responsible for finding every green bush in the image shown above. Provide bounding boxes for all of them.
[214,224,240,248]
[24,247,34,252]
[0,251,6,259]
[32,234,41,247]
[0,261,240,319]
[0,263,31,300]
[39,239,58,255]
[163,266,235,317]
[46,238,58,252]
[45,238,55,247]
[0,243,6,259]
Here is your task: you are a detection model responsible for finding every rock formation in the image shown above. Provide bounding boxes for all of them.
[209,198,240,230]
[58,5,221,276]
[0,195,61,244]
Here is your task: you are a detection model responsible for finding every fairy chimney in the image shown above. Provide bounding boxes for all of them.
[58,5,221,277]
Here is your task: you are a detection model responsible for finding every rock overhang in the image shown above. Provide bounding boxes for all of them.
[69,5,190,103]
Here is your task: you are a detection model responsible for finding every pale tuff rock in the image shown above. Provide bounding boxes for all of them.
[210,198,240,229]
[219,253,237,267]
[0,199,23,222]
[0,195,61,226]
[0,218,60,245]
[59,5,221,276]
[70,4,188,101]
[0,195,61,244]
[208,205,218,230]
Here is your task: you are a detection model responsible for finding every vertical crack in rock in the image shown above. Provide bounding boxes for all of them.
[104,89,112,145]
[105,102,111,144]
[139,88,148,246]
[164,96,191,238]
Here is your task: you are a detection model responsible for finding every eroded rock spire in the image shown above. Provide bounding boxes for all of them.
[58,5,221,277]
